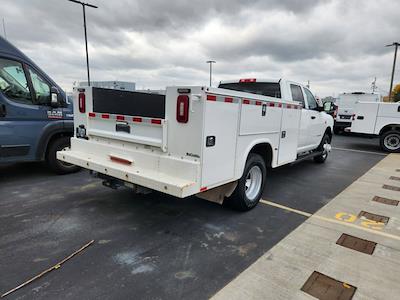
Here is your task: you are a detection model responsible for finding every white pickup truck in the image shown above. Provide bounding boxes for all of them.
[347,101,400,152]
[58,79,333,210]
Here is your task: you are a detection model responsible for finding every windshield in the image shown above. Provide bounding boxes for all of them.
[218,82,281,98]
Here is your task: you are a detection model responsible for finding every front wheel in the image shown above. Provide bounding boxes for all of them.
[47,137,81,174]
[380,130,400,153]
[227,154,266,211]
[314,133,331,163]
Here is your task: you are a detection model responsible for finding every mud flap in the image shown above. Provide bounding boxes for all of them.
[196,181,238,204]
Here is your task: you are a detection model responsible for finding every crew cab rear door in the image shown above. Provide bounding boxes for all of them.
[303,87,323,147]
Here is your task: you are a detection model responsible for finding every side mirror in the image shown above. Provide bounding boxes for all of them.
[50,86,60,108]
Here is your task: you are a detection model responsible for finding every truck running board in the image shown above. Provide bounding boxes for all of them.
[293,151,323,165]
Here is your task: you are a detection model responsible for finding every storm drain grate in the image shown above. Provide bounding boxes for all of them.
[383,184,400,192]
[301,271,356,300]
[358,211,390,224]
[372,196,399,206]
[389,176,400,181]
[336,234,376,255]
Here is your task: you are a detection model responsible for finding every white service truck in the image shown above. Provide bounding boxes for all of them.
[334,92,381,134]
[57,79,333,210]
[347,101,400,152]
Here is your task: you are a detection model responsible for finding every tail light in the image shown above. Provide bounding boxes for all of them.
[78,92,86,113]
[239,78,256,83]
[176,95,189,123]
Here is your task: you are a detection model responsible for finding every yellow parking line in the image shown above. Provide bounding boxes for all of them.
[260,199,400,242]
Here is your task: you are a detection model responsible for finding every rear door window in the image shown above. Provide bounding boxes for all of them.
[0,58,33,104]
[290,84,305,107]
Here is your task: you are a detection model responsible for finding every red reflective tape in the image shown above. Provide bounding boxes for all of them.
[88,112,96,118]
[151,119,162,125]
[132,117,142,122]
[239,78,256,83]
[110,155,132,165]
[243,99,250,105]
[101,113,110,119]
[269,102,275,107]
[255,101,262,106]
[200,187,208,192]
[207,95,217,101]
[225,97,233,103]
[116,115,125,121]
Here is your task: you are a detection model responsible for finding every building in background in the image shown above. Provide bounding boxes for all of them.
[78,81,136,91]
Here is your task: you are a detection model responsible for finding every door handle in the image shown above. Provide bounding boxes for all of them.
[311,116,316,119]
[0,104,6,117]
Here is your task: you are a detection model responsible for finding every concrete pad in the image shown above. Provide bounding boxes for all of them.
[212,154,400,300]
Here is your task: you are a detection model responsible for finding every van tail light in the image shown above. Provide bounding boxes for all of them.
[176,95,189,123]
[78,92,86,113]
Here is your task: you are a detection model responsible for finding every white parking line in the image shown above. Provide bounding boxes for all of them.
[332,147,387,156]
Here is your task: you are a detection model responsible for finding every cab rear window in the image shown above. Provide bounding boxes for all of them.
[218,82,281,98]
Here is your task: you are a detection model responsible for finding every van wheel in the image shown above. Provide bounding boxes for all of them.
[380,130,400,153]
[314,133,331,163]
[47,137,80,174]
[228,154,266,211]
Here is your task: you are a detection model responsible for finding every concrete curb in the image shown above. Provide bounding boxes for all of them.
[212,154,400,300]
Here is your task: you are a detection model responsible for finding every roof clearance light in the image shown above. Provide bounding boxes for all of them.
[239,78,257,83]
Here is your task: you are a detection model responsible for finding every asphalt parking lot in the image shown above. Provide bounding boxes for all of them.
[0,134,387,300]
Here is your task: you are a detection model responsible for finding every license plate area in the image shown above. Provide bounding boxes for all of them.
[116,122,130,133]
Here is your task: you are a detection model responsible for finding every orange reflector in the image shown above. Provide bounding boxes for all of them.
[109,155,132,165]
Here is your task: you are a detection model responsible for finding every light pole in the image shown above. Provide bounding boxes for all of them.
[68,0,98,86]
[386,42,399,101]
[206,60,216,87]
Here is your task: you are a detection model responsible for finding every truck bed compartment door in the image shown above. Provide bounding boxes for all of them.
[201,98,239,187]
[352,102,379,134]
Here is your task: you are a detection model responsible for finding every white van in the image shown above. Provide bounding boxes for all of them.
[334,92,381,133]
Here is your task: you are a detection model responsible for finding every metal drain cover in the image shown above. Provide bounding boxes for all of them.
[383,184,400,192]
[336,234,376,255]
[358,211,389,224]
[301,271,356,300]
[372,196,399,206]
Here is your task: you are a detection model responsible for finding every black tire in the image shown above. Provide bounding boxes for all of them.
[380,130,400,153]
[228,154,266,211]
[314,133,331,163]
[46,137,80,174]
[333,127,341,135]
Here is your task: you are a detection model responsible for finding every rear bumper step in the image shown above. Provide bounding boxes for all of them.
[56,142,199,198]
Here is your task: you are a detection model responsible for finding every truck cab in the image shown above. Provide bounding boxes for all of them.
[0,36,78,174]
[218,79,332,154]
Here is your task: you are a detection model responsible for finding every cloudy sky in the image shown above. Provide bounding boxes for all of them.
[1,0,399,97]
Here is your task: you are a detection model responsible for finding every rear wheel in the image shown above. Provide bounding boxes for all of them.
[314,133,331,163]
[47,137,80,174]
[380,130,400,153]
[228,154,266,211]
